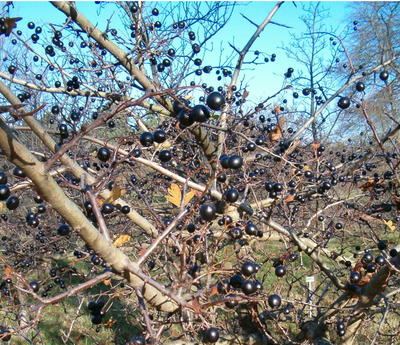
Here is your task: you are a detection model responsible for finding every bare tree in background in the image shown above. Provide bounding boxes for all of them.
[337,1,400,137]
[283,2,340,142]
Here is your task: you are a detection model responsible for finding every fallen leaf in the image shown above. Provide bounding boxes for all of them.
[170,328,181,338]
[137,247,147,257]
[165,183,195,207]
[165,184,181,206]
[4,266,13,279]
[113,234,131,247]
[103,279,111,286]
[183,190,195,205]
[156,140,172,150]
[359,212,381,224]
[284,194,295,203]
[360,178,383,192]
[384,219,396,232]
[210,284,219,297]
[353,260,363,273]
[104,317,116,328]
[104,185,126,204]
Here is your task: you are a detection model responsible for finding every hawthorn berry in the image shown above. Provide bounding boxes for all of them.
[223,189,239,203]
[338,97,351,109]
[206,92,225,111]
[139,132,154,147]
[379,70,389,81]
[199,204,216,221]
[0,185,10,201]
[97,147,111,162]
[203,328,219,343]
[268,294,281,308]
[57,224,70,236]
[158,150,172,162]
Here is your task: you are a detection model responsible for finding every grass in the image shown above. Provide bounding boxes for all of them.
[1,217,397,344]
[4,285,143,345]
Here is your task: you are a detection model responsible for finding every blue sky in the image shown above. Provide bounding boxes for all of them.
[5,1,352,102]
[209,1,351,100]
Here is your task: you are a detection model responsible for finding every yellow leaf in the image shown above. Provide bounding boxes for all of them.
[104,185,126,204]
[96,197,104,207]
[157,140,172,150]
[384,220,396,232]
[165,183,195,207]
[113,234,131,247]
[166,183,181,207]
[184,190,195,205]
[103,279,111,286]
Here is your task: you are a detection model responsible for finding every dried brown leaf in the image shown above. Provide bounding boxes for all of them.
[311,142,320,151]
[284,194,295,203]
[0,17,22,37]
[210,284,219,297]
[269,117,286,141]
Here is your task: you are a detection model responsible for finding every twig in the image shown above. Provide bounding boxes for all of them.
[269,20,292,28]
[12,271,113,308]
[136,209,188,266]
[61,299,85,344]
[134,287,155,341]
[126,262,193,310]
[218,1,285,165]
[0,103,24,113]
[240,13,258,28]
[229,2,284,90]
[267,219,346,290]
[370,300,390,345]
[86,189,112,242]
[44,87,187,170]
